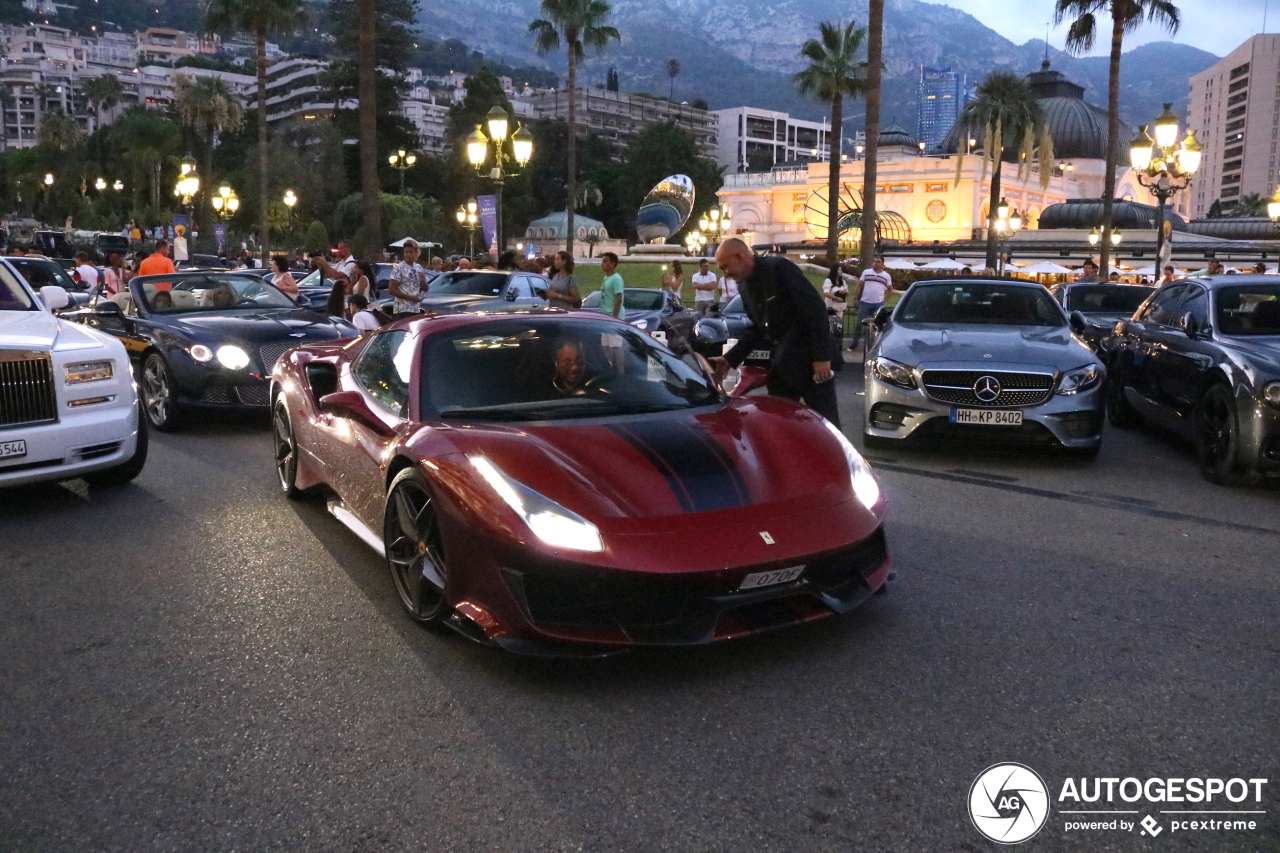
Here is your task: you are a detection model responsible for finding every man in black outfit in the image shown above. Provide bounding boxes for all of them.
[709,238,840,426]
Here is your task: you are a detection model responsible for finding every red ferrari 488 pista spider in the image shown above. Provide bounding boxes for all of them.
[271,312,890,655]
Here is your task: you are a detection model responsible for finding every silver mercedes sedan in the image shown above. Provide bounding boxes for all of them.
[862,278,1106,458]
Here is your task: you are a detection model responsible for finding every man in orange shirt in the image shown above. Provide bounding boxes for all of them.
[138,240,177,287]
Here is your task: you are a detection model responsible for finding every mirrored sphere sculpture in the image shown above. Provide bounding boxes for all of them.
[635,174,695,243]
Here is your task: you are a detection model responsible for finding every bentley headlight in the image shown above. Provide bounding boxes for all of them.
[189,344,214,362]
[64,360,113,384]
[1057,363,1102,395]
[872,356,917,390]
[469,455,603,552]
[1263,381,1280,409]
[824,421,882,510]
[216,345,251,370]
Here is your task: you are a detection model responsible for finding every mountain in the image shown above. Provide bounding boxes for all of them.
[421,0,1218,134]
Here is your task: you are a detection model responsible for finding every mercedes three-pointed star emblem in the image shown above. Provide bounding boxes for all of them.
[973,375,1002,403]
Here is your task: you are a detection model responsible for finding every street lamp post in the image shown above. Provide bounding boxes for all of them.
[388,149,417,194]
[455,199,479,258]
[1130,103,1201,265]
[466,105,533,259]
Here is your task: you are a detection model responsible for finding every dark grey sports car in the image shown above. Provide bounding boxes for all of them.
[1105,275,1280,484]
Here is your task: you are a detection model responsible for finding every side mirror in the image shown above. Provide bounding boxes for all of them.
[40,285,69,311]
[1069,310,1088,335]
[318,390,395,435]
[693,317,729,346]
[95,300,124,316]
[1181,312,1200,339]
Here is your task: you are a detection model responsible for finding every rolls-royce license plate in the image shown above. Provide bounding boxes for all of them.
[739,565,805,590]
[951,408,1022,426]
[0,439,28,460]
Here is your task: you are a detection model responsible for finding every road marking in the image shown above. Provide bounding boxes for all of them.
[869,460,1280,539]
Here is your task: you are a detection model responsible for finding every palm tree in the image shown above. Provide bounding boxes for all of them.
[859,0,884,270]
[1054,0,1180,276]
[529,0,621,255]
[794,21,867,265]
[82,74,124,133]
[205,0,305,262]
[956,71,1048,270]
[666,58,680,101]
[174,75,245,223]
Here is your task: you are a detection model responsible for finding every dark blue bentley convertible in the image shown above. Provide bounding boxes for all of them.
[67,271,355,430]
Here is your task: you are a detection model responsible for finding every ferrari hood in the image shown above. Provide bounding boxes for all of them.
[429,398,856,529]
[883,323,1094,370]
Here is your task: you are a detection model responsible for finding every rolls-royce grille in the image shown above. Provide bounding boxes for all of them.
[258,342,297,373]
[921,369,1055,407]
[0,350,58,429]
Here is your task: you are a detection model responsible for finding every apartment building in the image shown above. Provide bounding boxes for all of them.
[1186,33,1280,217]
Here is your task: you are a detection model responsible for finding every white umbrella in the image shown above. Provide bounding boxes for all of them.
[883,258,918,269]
[1020,261,1072,275]
[919,258,968,270]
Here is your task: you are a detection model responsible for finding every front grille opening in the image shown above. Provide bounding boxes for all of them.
[77,442,121,460]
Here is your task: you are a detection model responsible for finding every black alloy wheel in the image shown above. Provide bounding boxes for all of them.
[140,352,182,431]
[1195,384,1254,486]
[272,400,305,499]
[1104,364,1140,429]
[383,467,449,626]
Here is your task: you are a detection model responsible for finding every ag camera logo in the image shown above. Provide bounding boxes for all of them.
[969,763,1050,844]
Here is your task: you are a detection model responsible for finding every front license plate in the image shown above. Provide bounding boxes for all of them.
[739,565,805,590]
[0,439,28,460]
[951,408,1023,426]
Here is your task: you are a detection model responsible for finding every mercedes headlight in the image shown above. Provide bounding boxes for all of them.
[469,455,603,552]
[189,344,214,362]
[872,356,917,390]
[1263,381,1280,409]
[64,360,113,384]
[216,345,251,370]
[824,421,882,510]
[1057,363,1101,395]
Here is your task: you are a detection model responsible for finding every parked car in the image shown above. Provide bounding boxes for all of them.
[0,258,146,488]
[863,278,1106,457]
[63,270,356,430]
[1105,275,1280,485]
[1049,283,1155,352]
[270,312,890,654]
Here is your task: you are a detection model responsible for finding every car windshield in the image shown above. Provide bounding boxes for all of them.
[0,264,37,310]
[897,283,1065,326]
[421,318,722,422]
[9,258,78,292]
[136,274,298,313]
[427,272,508,296]
[723,295,744,314]
[1216,284,1280,336]
[1064,285,1154,313]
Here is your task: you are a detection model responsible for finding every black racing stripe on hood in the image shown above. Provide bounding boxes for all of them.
[610,419,750,513]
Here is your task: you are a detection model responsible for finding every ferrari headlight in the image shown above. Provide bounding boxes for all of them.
[872,356,917,390]
[64,360,113,384]
[469,455,603,552]
[1263,381,1280,409]
[189,344,214,362]
[823,420,882,509]
[216,345,251,370]
[1057,363,1102,395]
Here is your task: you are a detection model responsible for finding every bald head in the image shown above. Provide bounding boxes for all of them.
[715,237,755,283]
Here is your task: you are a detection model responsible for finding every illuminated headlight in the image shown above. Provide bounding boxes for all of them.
[872,356,917,390]
[823,420,882,509]
[64,360,113,384]
[469,455,603,552]
[1057,363,1101,395]
[1263,381,1280,409]
[216,345,251,370]
[189,344,214,362]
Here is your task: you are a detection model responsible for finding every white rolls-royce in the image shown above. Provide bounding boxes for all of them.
[0,258,146,488]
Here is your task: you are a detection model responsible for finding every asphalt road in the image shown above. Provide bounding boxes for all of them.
[2,366,1277,853]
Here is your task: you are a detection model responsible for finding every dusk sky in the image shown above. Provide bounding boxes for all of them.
[937,0,1272,57]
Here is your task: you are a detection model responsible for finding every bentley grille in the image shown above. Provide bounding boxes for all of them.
[0,350,58,429]
[921,369,1055,407]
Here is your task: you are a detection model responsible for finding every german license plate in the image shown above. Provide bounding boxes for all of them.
[0,439,28,460]
[951,408,1023,426]
[747,349,771,361]
[739,565,804,590]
